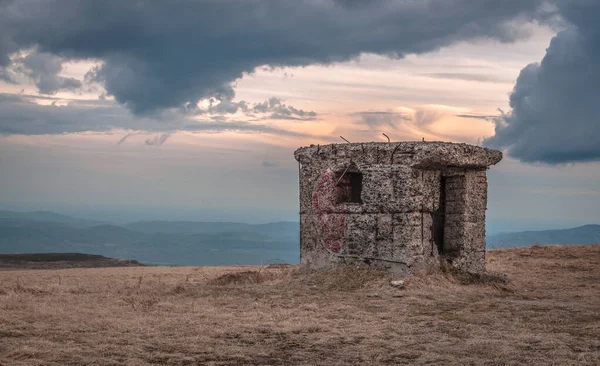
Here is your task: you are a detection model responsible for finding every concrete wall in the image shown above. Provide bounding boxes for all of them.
[295,141,502,274]
[442,169,488,273]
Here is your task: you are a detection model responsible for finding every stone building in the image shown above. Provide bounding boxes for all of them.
[294,141,502,274]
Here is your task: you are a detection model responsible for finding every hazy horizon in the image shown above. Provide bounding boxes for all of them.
[1,206,598,268]
[0,204,596,237]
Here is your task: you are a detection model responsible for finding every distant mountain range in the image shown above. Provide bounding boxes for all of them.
[0,210,106,228]
[486,224,600,249]
[0,210,598,265]
[0,210,299,265]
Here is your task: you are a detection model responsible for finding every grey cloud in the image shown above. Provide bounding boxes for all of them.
[351,111,411,128]
[196,98,249,115]
[352,111,398,115]
[0,66,15,83]
[353,107,477,142]
[209,115,228,122]
[16,52,82,94]
[117,133,138,145]
[181,121,314,138]
[145,133,171,146]
[252,100,271,114]
[0,93,24,103]
[0,94,182,135]
[256,98,317,120]
[456,114,499,121]
[485,0,600,164]
[268,113,315,121]
[0,93,316,139]
[195,97,317,121]
[422,72,510,83]
[352,108,447,130]
[413,109,443,127]
[0,0,546,114]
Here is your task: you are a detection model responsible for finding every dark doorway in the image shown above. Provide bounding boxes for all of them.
[335,171,363,204]
[432,176,446,254]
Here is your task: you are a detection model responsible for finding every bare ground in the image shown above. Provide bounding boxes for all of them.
[0,245,599,365]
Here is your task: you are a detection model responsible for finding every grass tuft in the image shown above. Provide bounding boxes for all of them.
[295,265,387,291]
[209,270,277,286]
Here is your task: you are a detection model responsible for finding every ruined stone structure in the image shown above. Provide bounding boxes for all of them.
[294,141,502,274]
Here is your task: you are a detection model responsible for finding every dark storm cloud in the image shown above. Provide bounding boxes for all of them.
[0,0,545,115]
[485,0,600,164]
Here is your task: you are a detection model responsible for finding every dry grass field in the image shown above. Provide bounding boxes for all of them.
[1,245,599,365]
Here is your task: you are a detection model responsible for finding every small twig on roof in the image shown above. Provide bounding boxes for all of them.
[382,133,390,143]
[340,136,351,143]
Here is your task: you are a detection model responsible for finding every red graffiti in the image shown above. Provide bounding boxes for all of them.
[312,171,347,253]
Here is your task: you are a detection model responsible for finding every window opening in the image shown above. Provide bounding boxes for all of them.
[335,170,363,204]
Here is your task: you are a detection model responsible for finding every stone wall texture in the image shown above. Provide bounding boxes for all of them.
[294,141,502,274]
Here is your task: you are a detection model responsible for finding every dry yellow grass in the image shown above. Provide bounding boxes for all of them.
[1,245,599,365]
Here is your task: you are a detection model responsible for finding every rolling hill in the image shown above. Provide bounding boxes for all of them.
[0,211,299,266]
[0,210,105,228]
[486,224,600,248]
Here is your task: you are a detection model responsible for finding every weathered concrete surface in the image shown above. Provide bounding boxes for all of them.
[294,141,502,274]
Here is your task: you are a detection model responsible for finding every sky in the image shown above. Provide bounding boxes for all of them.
[0,0,599,233]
